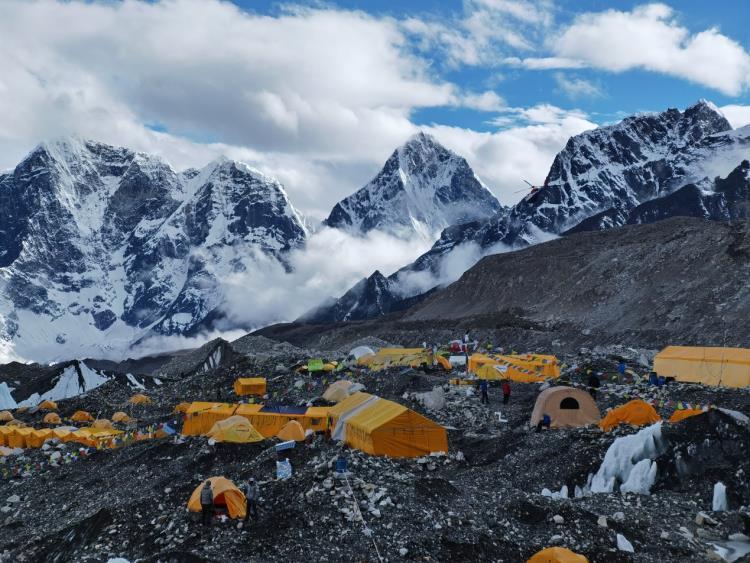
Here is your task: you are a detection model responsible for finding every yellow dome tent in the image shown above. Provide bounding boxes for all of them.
[187,477,246,519]
[276,420,306,442]
[206,416,264,444]
[0,411,13,423]
[71,411,94,423]
[112,411,131,423]
[668,408,705,423]
[233,378,267,397]
[129,393,152,405]
[92,419,113,430]
[654,346,750,388]
[322,380,353,403]
[43,412,62,425]
[183,403,238,435]
[599,400,661,432]
[527,546,589,563]
[38,400,58,411]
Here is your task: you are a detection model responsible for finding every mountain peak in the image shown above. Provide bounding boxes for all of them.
[324,134,503,238]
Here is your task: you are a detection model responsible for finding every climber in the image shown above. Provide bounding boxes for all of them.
[479,379,489,405]
[502,380,511,405]
[244,478,259,522]
[588,371,601,399]
[200,480,214,526]
[535,414,551,432]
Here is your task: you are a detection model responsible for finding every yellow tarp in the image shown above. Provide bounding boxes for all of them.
[71,411,94,423]
[331,392,448,458]
[599,400,661,432]
[654,346,750,388]
[669,408,706,423]
[43,413,62,425]
[277,420,306,441]
[435,355,452,370]
[129,393,152,405]
[233,378,267,397]
[527,546,589,563]
[188,477,246,519]
[182,403,238,436]
[357,348,432,370]
[38,400,58,411]
[206,416,264,443]
[470,353,560,381]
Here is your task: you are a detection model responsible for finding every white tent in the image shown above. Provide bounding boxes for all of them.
[349,346,376,360]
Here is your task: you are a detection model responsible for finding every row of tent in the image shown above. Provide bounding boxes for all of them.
[181,403,330,437]
[530,386,709,431]
[0,425,123,450]
[0,410,134,426]
[205,416,308,444]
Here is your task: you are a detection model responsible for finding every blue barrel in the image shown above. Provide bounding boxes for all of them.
[335,456,347,473]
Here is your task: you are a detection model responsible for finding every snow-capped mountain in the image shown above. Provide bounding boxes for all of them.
[324,132,503,239]
[0,138,306,362]
[307,101,750,323]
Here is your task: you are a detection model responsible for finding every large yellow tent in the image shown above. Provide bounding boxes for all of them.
[599,400,661,432]
[71,411,94,423]
[471,353,560,382]
[187,477,246,519]
[27,429,53,448]
[38,400,58,411]
[43,412,62,425]
[276,420,306,442]
[111,411,131,423]
[0,426,13,446]
[654,346,750,388]
[129,393,152,405]
[206,416,264,444]
[527,546,589,563]
[669,408,705,424]
[329,392,447,458]
[182,403,238,435]
[233,378,267,397]
[7,427,33,448]
[0,411,13,423]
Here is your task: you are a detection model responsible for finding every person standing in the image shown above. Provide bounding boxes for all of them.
[200,480,214,527]
[502,380,511,405]
[244,478,259,522]
[479,379,489,405]
[588,371,601,399]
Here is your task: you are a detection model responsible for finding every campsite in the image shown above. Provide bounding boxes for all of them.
[0,338,747,562]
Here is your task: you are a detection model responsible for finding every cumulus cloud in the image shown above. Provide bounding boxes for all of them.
[554,73,604,99]
[550,3,750,95]
[720,105,750,128]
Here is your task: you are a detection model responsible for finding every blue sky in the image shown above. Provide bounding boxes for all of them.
[1,0,749,214]
[228,0,750,132]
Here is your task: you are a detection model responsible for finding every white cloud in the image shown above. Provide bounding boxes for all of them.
[720,104,750,128]
[551,3,750,95]
[460,90,506,112]
[554,73,604,99]
[505,56,586,70]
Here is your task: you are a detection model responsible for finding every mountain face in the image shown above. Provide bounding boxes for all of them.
[324,132,504,238]
[308,101,750,323]
[0,138,306,362]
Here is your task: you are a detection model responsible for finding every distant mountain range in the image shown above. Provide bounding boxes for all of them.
[306,100,750,323]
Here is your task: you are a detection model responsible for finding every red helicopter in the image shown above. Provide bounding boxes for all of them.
[514,180,543,202]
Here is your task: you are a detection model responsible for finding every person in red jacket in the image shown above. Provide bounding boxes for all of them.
[502,380,511,405]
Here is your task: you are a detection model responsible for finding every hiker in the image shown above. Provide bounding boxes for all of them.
[244,478,259,521]
[588,371,601,399]
[535,414,551,432]
[502,380,511,405]
[432,344,438,366]
[479,379,489,405]
[200,480,214,526]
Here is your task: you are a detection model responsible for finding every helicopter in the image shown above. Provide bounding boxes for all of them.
[514,180,543,201]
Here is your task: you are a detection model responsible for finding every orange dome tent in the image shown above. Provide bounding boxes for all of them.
[276,420,306,442]
[599,399,661,432]
[92,419,113,430]
[187,477,246,519]
[43,412,62,425]
[129,394,152,405]
[527,546,589,563]
[668,408,705,423]
[71,411,94,423]
[0,411,13,423]
[38,400,58,411]
[112,411,131,423]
